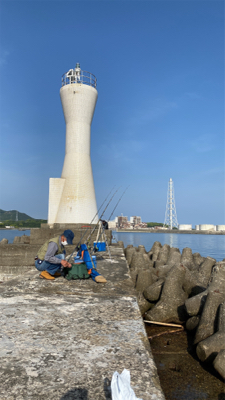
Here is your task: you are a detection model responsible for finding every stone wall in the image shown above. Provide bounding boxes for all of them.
[30,226,112,245]
[0,227,112,273]
[0,244,40,267]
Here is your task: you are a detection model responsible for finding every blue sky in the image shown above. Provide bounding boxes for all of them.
[0,0,224,226]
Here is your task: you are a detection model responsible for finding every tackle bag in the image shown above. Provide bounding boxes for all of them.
[78,244,97,270]
[64,263,90,281]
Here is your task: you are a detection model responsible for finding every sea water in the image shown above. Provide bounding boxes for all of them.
[113,231,225,262]
[0,229,30,243]
[0,229,224,262]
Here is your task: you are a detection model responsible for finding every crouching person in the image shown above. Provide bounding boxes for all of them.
[35,229,74,280]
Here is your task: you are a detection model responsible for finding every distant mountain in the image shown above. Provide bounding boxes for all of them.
[0,209,34,222]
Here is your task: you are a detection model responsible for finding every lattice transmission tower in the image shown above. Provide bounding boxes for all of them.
[164,178,178,229]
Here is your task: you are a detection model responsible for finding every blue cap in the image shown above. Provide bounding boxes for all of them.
[63,229,74,245]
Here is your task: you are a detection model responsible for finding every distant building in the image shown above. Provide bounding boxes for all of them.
[199,224,216,231]
[130,216,142,225]
[108,219,117,229]
[117,216,128,228]
[152,226,168,230]
[178,224,192,230]
[195,224,225,231]
[115,215,146,229]
[216,225,225,231]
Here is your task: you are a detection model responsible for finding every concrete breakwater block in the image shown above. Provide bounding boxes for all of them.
[145,264,188,323]
[13,235,30,244]
[213,349,225,380]
[124,241,225,381]
[0,238,8,245]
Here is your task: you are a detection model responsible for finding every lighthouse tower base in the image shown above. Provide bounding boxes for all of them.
[47,173,98,225]
[48,178,65,226]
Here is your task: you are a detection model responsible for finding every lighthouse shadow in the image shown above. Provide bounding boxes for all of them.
[60,379,112,399]
[60,388,88,400]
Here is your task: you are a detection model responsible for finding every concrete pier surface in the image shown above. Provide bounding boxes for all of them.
[0,245,165,400]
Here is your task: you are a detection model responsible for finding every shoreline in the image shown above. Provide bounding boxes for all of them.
[0,228,31,230]
[116,229,225,235]
[1,227,224,235]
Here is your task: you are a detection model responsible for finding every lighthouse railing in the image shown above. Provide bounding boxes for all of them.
[61,70,97,88]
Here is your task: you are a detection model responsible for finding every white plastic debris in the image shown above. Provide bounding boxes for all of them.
[111,369,143,400]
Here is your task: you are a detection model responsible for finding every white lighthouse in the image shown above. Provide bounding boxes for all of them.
[48,63,98,224]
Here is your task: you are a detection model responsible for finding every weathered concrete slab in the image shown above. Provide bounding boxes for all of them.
[0,244,39,268]
[0,245,165,400]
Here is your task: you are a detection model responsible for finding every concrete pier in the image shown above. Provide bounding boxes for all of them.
[0,244,165,400]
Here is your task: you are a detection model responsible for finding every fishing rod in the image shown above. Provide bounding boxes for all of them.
[95,187,129,245]
[78,185,116,246]
[89,185,116,227]
[67,186,116,263]
[91,186,129,255]
[85,186,121,246]
[107,186,130,222]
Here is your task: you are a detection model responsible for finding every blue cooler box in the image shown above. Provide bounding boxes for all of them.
[73,258,85,264]
[74,254,84,264]
[93,241,106,252]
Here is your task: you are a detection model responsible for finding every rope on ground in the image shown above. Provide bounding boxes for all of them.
[143,320,184,340]
[144,320,183,328]
[148,327,184,340]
